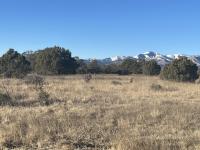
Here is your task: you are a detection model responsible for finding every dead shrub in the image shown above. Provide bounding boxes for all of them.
[24,74,54,106]
[150,83,162,91]
[3,138,23,149]
[24,74,44,89]
[129,78,134,83]
[83,74,92,83]
[38,90,53,106]
[112,80,122,85]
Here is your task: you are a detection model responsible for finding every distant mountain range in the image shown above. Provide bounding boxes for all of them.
[84,51,200,67]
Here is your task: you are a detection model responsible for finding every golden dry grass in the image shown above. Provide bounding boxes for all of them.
[0,75,200,149]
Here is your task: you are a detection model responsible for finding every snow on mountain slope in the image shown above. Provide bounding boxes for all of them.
[134,51,173,66]
[111,56,127,61]
[84,51,200,67]
[187,56,200,66]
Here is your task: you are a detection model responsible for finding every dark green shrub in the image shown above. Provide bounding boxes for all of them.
[121,58,143,74]
[111,80,122,85]
[142,60,161,75]
[76,63,88,74]
[104,64,121,74]
[0,49,31,78]
[197,69,200,76]
[117,69,129,75]
[87,60,102,74]
[34,46,78,75]
[160,57,198,82]
[150,83,162,91]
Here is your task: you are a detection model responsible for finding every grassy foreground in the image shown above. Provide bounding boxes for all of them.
[0,75,200,149]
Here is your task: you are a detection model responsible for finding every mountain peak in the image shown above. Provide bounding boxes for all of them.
[143,51,157,56]
[84,52,200,67]
[135,51,157,59]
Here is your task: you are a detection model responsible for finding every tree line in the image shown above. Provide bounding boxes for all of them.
[0,46,198,82]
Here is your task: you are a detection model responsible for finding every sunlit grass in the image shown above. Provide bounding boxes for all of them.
[0,75,200,149]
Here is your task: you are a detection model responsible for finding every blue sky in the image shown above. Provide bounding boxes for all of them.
[0,0,200,58]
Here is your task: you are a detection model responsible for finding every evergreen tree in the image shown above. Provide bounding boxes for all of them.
[160,57,198,82]
[121,58,143,74]
[142,60,161,75]
[34,46,78,75]
[0,49,31,78]
[87,60,101,73]
[104,64,121,74]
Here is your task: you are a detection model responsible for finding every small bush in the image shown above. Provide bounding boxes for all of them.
[150,83,162,91]
[129,78,134,83]
[24,74,53,106]
[0,49,30,78]
[2,71,27,79]
[112,81,122,85]
[38,90,53,106]
[117,69,129,75]
[3,138,23,149]
[83,74,92,83]
[24,74,44,89]
[0,93,13,106]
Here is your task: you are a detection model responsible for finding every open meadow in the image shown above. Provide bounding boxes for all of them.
[0,75,200,149]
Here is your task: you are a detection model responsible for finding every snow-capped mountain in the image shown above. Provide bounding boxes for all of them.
[187,56,200,66]
[84,51,200,67]
[111,56,127,61]
[134,51,173,67]
[133,51,200,67]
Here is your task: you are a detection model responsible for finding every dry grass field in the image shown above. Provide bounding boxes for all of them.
[0,75,200,149]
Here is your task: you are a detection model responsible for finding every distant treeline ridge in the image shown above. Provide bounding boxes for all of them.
[0,46,198,82]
